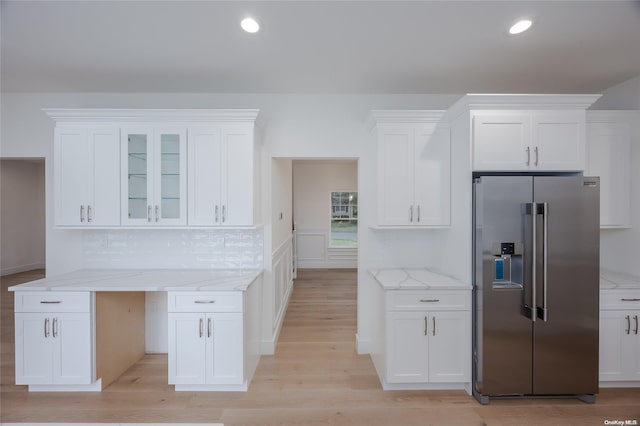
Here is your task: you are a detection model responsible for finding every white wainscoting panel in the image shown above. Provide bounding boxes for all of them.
[296,229,357,268]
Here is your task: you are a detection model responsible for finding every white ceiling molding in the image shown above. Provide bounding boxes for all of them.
[42,109,262,125]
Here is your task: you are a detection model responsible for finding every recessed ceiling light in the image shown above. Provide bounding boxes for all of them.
[509,19,533,35]
[241,17,260,34]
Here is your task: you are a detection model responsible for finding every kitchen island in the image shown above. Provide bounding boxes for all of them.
[9,269,263,392]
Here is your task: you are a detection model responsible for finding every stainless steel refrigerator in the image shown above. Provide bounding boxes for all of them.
[472,174,600,404]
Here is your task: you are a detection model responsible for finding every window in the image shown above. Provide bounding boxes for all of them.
[330,191,357,247]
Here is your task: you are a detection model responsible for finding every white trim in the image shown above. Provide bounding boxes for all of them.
[445,93,602,122]
[599,381,640,388]
[27,378,102,392]
[272,234,293,259]
[379,379,471,392]
[355,334,371,354]
[174,382,248,391]
[43,108,261,125]
[367,110,446,131]
[1,263,45,276]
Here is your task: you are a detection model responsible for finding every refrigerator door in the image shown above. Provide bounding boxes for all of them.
[474,176,534,396]
[532,176,599,395]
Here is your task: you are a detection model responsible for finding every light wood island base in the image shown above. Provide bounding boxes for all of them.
[96,291,146,389]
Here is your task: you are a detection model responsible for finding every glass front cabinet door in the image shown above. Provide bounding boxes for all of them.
[122,127,187,226]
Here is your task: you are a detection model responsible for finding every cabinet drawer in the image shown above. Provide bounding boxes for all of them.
[168,292,243,313]
[601,290,640,310]
[14,292,91,313]
[387,290,470,311]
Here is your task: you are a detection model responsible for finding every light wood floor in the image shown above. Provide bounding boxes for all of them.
[2,269,640,425]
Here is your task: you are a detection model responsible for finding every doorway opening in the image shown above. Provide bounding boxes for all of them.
[0,158,46,277]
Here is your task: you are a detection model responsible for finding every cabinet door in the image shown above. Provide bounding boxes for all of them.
[52,313,92,384]
[206,313,244,384]
[168,313,206,384]
[15,313,53,384]
[154,128,187,226]
[55,126,90,226]
[89,127,120,226]
[629,313,640,380]
[414,126,450,226]
[122,127,154,225]
[532,112,584,171]
[428,311,470,383]
[386,312,428,383]
[221,126,254,226]
[377,127,415,225]
[599,310,627,381]
[188,126,223,226]
[472,114,531,171]
[586,120,632,228]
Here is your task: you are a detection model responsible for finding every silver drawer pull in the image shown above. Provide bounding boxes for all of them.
[194,300,216,304]
[40,301,62,304]
[420,299,440,303]
[621,298,640,302]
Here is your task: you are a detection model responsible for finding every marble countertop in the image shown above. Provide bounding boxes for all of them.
[600,269,640,290]
[8,269,263,292]
[369,268,471,290]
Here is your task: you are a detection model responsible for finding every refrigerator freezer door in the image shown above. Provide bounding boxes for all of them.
[532,176,599,395]
[474,176,534,396]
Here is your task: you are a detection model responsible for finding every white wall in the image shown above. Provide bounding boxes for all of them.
[592,75,640,110]
[293,160,358,268]
[0,159,46,275]
[592,74,640,276]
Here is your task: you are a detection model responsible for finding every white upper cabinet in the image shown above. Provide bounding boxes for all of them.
[46,109,261,229]
[188,124,257,227]
[54,125,120,226]
[370,111,450,228]
[472,110,585,171]
[586,111,636,229]
[121,127,187,226]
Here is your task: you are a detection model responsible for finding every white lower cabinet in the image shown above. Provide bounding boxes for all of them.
[386,309,470,384]
[167,290,255,391]
[14,292,95,389]
[377,288,471,390]
[600,289,640,385]
[168,312,243,386]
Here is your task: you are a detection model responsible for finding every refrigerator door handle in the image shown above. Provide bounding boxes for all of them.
[521,202,536,322]
[530,202,537,323]
[537,202,549,322]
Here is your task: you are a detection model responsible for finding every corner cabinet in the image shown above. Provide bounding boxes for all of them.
[45,109,262,228]
[54,125,120,226]
[599,289,640,387]
[369,111,451,227]
[586,111,636,229]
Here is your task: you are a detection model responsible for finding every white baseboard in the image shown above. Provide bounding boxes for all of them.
[298,260,357,269]
[261,278,294,355]
[1,263,45,276]
[356,334,371,354]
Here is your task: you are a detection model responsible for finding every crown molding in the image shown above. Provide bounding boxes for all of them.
[43,108,261,125]
[366,110,447,131]
[445,94,602,122]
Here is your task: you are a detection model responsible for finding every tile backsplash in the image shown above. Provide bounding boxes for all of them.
[83,229,263,269]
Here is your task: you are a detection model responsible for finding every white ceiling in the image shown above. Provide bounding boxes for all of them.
[2,1,640,94]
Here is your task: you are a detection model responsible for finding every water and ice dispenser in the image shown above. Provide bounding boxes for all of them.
[492,242,523,289]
